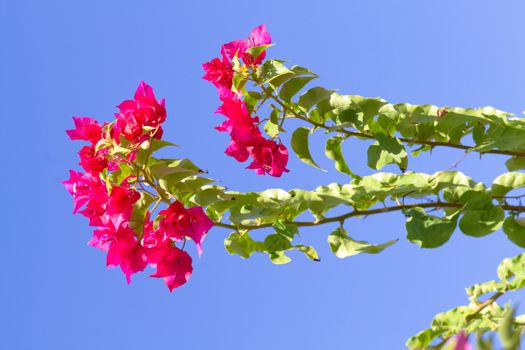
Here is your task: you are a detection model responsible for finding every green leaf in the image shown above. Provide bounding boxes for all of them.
[150,159,202,179]
[232,71,246,93]
[268,251,292,264]
[325,136,357,177]
[264,106,281,137]
[475,126,525,153]
[503,215,525,248]
[367,134,408,171]
[107,162,133,185]
[258,59,294,85]
[129,192,155,239]
[159,175,214,195]
[272,221,298,240]
[459,191,504,237]
[263,233,293,265]
[497,253,525,282]
[492,172,525,198]
[405,207,459,248]
[327,227,397,258]
[406,328,441,350]
[505,157,525,171]
[289,65,318,77]
[149,139,178,152]
[264,233,292,251]
[245,44,273,61]
[291,127,325,170]
[499,308,521,350]
[224,232,262,259]
[295,244,320,262]
[279,76,317,102]
[476,334,496,350]
[192,187,231,207]
[298,87,334,112]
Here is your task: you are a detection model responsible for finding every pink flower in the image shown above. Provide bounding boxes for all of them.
[214,97,289,177]
[148,245,193,292]
[203,25,289,177]
[62,170,108,214]
[221,24,272,65]
[245,24,272,65]
[215,98,261,142]
[107,234,148,284]
[103,216,147,283]
[66,117,102,145]
[107,185,141,219]
[88,227,114,251]
[158,201,214,256]
[247,139,289,177]
[115,81,166,143]
[452,331,471,350]
[78,146,108,174]
[184,206,214,256]
[79,198,108,226]
[225,139,250,162]
[249,24,272,48]
[202,56,235,91]
[221,39,250,62]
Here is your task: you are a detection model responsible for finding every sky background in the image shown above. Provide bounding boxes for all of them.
[2,0,525,349]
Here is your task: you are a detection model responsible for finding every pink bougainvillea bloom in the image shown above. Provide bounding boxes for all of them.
[62,170,108,214]
[185,206,214,256]
[106,225,148,283]
[215,98,262,142]
[66,117,102,145]
[148,245,193,292]
[115,81,166,143]
[225,139,250,162]
[79,198,108,227]
[158,201,213,256]
[245,24,272,65]
[220,24,272,65]
[452,331,471,350]
[249,24,272,48]
[78,145,108,174]
[220,39,250,62]
[114,111,143,142]
[202,57,235,91]
[87,212,128,250]
[157,200,186,240]
[215,97,250,120]
[88,227,113,251]
[217,85,238,101]
[247,139,289,177]
[107,185,141,219]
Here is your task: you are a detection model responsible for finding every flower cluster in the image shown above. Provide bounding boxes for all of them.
[63,82,213,291]
[203,24,289,177]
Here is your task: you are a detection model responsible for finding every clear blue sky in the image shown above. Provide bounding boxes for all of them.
[3,1,525,349]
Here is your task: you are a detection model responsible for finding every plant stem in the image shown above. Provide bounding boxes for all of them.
[466,291,505,322]
[214,202,525,231]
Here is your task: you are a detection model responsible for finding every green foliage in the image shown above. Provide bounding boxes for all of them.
[324,136,357,177]
[405,208,458,248]
[327,227,397,258]
[291,127,324,170]
[458,191,504,237]
[223,222,319,264]
[503,215,525,248]
[367,134,408,171]
[407,253,525,349]
[131,55,525,347]
[257,59,294,86]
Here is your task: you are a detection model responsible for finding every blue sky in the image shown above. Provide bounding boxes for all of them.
[3,1,525,348]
